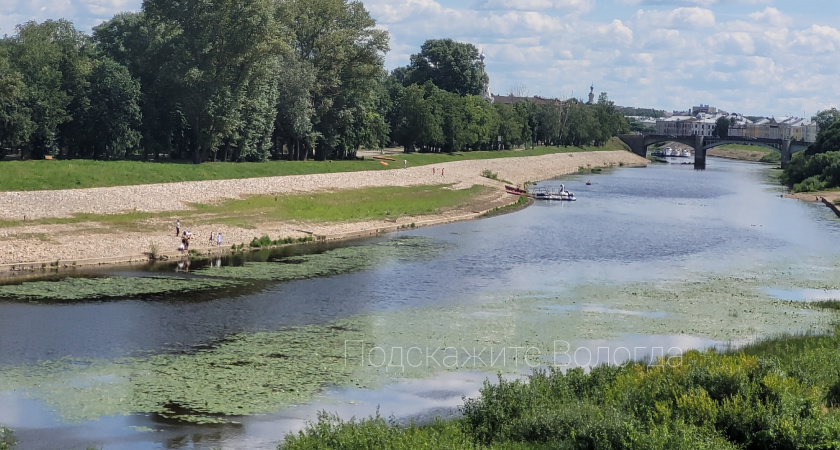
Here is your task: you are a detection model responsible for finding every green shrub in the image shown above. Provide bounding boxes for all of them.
[0,427,15,450]
[794,175,826,192]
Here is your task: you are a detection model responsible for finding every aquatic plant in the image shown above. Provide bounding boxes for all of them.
[197,236,447,281]
[0,276,242,301]
[0,318,375,424]
[248,235,313,249]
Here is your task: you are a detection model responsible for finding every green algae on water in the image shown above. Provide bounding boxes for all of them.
[195,236,447,281]
[0,318,376,424]
[0,276,243,301]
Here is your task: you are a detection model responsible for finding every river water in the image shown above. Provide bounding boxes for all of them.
[2,158,840,449]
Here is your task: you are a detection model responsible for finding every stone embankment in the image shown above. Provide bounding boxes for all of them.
[0,151,648,270]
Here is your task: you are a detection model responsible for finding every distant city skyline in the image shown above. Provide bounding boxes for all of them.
[2,0,838,118]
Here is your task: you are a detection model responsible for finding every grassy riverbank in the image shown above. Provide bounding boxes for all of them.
[0,185,492,232]
[0,140,626,192]
[708,144,780,163]
[281,324,840,449]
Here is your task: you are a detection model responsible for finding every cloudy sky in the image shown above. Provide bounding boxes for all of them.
[2,0,838,118]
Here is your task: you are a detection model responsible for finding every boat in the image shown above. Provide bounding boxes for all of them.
[585,180,592,185]
[373,156,396,161]
[505,185,529,196]
[530,184,576,201]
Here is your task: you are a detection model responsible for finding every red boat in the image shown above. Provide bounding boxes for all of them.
[505,185,528,196]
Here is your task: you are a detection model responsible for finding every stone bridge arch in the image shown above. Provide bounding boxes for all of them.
[618,134,809,169]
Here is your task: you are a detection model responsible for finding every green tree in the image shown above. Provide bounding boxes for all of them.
[143,0,285,163]
[94,12,184,161]
[403,39,488,96]
[592,92,628,145]
[6,20,79,159]
[812,108,840,134]
[713,116,730,138]
[86,58,142,159]
[273,55,316,160]
[494,102,526,149]
[392,83,442,151]
[280,0,389,160]
[0,45,33,151]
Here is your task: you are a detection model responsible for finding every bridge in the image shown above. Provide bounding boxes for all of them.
[617,134,810,169]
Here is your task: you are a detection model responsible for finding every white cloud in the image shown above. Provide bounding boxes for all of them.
[631,7,716,30]
[707,31,755,55]
[747,7,791,27]
[473,0,592,13]
[595,19,633,46]
[791,25,840,54]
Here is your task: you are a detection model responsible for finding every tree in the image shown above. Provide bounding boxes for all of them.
[403,39,488,96]
[495,102,526,149]
[6,20,80,158]
[713,116,730,138]
[0,46,33,151]
[812,108,840,134]
[143,0,285,163]
[280,0,389,160]
[392,83,442,151]
[804,120,840,156]
[86,58,142,159]
[273,55,316,160]
[95,12,183,161]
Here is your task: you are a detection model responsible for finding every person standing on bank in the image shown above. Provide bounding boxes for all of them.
[216,232,223,247]
[175,219,180,236]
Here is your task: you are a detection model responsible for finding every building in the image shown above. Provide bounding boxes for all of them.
[691,104,717,115]
[657,114,817,142]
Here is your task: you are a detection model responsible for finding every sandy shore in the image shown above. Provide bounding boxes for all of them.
[0,151,647,271]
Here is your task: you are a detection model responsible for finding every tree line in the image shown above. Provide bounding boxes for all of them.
[0,0,628,163]
[782,108,840,191]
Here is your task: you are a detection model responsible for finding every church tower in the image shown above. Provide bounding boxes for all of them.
[480,48,494,103]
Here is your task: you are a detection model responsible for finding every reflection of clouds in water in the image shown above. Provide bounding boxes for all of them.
[766,287,840,302]
[0,392,60,427]
[570,334,721,368]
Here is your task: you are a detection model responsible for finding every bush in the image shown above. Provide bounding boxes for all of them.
[793,175,826,192]
[0,427,15,450]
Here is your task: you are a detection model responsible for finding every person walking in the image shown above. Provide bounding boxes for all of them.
[175,219,180,236]
[216,232,223,247]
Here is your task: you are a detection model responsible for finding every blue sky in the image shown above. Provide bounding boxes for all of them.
[2,0,838,118]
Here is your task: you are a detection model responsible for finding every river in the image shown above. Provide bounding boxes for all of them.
[2,158,840,449]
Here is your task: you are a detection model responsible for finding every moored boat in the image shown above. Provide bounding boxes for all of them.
[530,184,576,201]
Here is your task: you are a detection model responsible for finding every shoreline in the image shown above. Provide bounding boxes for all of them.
[0,151,647,277]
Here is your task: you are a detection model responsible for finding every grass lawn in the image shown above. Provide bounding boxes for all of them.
[709,144,781,163]
[0,185,494,232]
[0,139,627,191]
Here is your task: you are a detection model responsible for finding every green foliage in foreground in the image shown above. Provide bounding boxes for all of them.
[0,139,625,191]
[0,427,14,450]
[281,331,840,449]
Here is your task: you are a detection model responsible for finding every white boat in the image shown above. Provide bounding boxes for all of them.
[530,184,576,201]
